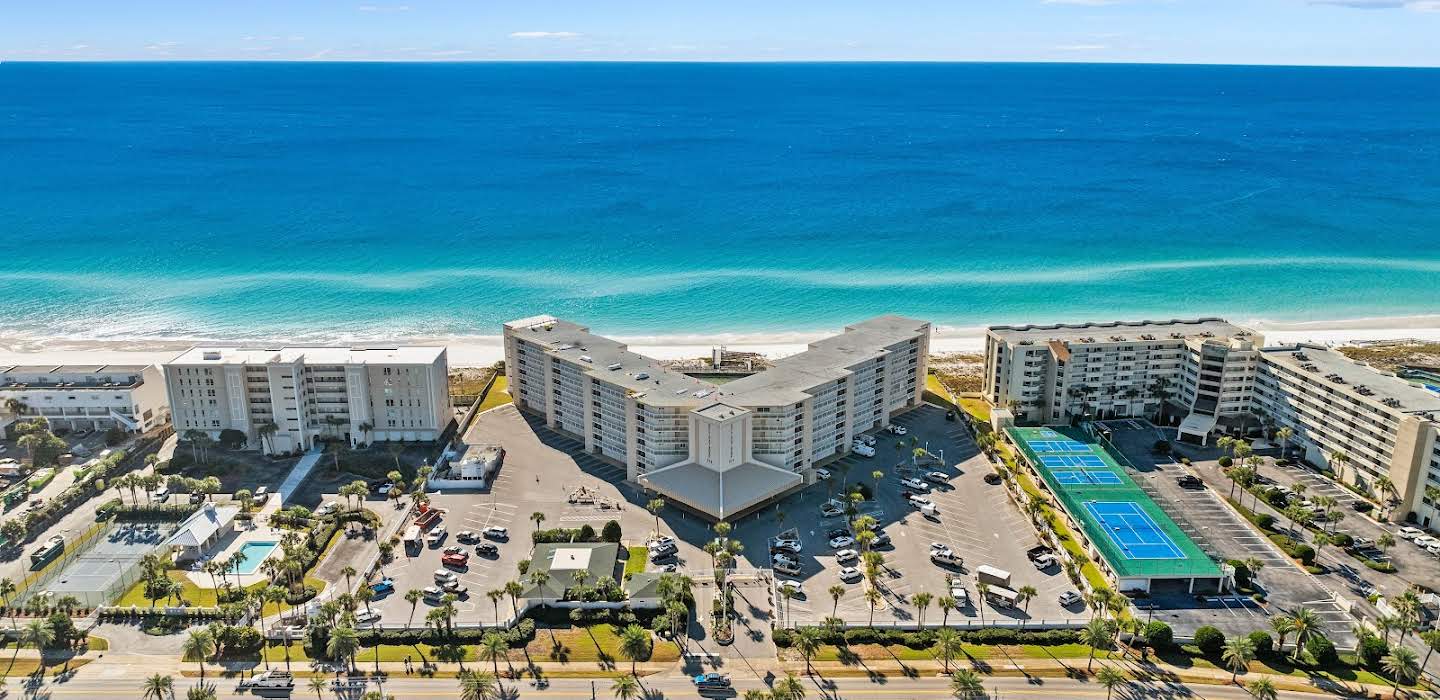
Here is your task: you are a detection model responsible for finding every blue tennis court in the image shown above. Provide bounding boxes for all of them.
[1083,501,1185,560]
[1027,439,1092,454]
[1036,428,1061,438]
[1041,454,1107,468]
[1052,470,1124,486]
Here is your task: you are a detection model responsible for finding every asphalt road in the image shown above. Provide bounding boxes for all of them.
[23,668,1347,700]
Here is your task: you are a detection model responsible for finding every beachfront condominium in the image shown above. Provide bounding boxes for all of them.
[164,346,450,455]
[0,364,170,436]
[503,314,931,520]
[984,318,1440,524]
[1253,344,1440,527]
[983,318,1263,437]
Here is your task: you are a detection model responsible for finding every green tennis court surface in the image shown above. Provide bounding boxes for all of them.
[1008,425,1220,580]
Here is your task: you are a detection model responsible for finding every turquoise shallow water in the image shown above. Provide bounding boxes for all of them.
[1,62,1437,341]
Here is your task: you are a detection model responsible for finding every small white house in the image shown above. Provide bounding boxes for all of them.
[165,503,240,564]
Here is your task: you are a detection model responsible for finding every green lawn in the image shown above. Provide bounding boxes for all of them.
[925,375,955,404]
[255,624,681,666]
[623,546,647,576]
[959,397,992,422]
[116,570,326,616]
[477,376,512,413]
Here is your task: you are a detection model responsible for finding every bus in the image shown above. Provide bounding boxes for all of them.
[29,535,64,570]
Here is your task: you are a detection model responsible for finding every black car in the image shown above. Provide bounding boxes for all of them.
[475,543,499,557]
[945,410,956,421]
[871,531,892,547]
[826,528,851,540]
[983,472,1002,485]
[1176,475,1204,489]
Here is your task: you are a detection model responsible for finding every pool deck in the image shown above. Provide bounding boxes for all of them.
[179,495,286,588]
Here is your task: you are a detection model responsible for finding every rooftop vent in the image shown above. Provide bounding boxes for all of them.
[1170,333,1184,339]
[606,363,622,371]
[634,372,649,380]
[1382,398,1403,408]
[1356,386,1374,396]
[202,351,222,361]
[579,355,593,363]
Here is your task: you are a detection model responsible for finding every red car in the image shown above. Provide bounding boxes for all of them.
[441,546,469,567]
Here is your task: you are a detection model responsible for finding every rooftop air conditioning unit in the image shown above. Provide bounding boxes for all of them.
[607,363,622,371]
[579,356,593,363]
[203,351,222,361]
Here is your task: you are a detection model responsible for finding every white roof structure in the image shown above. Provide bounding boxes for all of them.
[165,504,240,548]
[167,346,445,366]
[641,459,802,519]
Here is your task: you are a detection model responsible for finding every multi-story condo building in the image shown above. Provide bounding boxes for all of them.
[164,346,449,455]
[984,318,1440,524]
[0,364,169,435]
[983,318,1261,437]
[1253,344,1440,526]
[504,315,930,519]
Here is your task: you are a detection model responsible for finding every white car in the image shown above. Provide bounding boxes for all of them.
[838,566,862,582]
[820,503,845,517]
[829,535,856,549]
[900,478,929,491]
[929,542,953,555]
[354,610,381,625]
[647,536,676,549]
[815,468,832,480]
[887,424,908,436]
[425,527,447,546]
[948,578,968,603]
[1058,591,1084,607]
[906,493,932,506]
[483,526,509,540]
[772,539,803,553]
[772,553,800,568]
[925,471,949,483]
[1032,554,1059,570]
[1397,526,1424,540]
[316,501,340,516]
[852,444,876,458]
[1414,535,1440,549]
[834,548,859,563]
[432,569,457,584]
[778,580,804,597]
[858,435,877,447]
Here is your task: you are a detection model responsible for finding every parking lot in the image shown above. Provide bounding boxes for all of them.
[770,405,1084,629]
[1100,421,1356,647]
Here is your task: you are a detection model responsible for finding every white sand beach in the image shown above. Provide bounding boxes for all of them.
[1,315,1438,369]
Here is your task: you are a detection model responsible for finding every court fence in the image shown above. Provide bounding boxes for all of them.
[14,520,179,609]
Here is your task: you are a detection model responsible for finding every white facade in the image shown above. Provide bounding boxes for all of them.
[164,346,449,455]
[1,364,169,435]
[504,314,931,518]
[983,318,1440,524]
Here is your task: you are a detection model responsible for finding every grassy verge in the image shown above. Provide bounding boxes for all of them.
[257,625,681,666]
[623,547,647,577]
[959,398,991,423]
[477,376,512,413]
[116,571,327,616]
[0,657,91,678]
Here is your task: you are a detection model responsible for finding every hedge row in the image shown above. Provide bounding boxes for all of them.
[531,521,622,544]
[772,626,1080,649]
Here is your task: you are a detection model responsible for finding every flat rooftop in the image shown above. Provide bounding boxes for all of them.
[505,316,718,407]
[988,318,1254,344]
[167,345,445,366]
[0,364,149,388]
[1262,344,1440,415]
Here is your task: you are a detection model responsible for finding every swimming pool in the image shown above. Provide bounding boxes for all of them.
[230,541,278,575]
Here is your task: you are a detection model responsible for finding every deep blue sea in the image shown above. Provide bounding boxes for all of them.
[2,62,1437,343]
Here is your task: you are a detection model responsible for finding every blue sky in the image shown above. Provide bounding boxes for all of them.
[5,0,1439,66]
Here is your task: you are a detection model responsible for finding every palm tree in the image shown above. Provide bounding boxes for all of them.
[1417,630,1440,677]
[618,624,650,676]
[772,672,806,700]
[530,511,546,533]
[1377,532,1396,562]
[503,580,523,618]
[937,595,956,627]
[486,589,505,625]
[1016,585,1037,618]
[403,588,422,628]
[950,668,984,698]
[864,587,881,628]
[794,627,821,676]
[326,624,360,672]
[1081,618,1111,672]
[829,584,846,618]
[0,579,15,631]
[307,676,327,699]
[914,591,933,628]
[646,498,666,536]
[611,673,641,700]
[180,629,214,680]
[1287,608,1321,662]
[1275,427,1293,459]
[974,583,990,624]
[185,682,219,700]
[933,628,964,674]
[141,673,174,700]
[1382,647,1419,699]
[457,668,496,700]
[256,420,279,454]
[1222,637,1256,682]
[479,630,509,679]
[1095,665,1126,699]
[1245,677,1277,700]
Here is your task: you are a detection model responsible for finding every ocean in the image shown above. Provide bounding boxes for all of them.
[1,61,1437,344]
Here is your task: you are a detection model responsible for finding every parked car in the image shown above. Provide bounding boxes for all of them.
[900,477,929,492]
[838,566,862,581]
[482,526,509,540]
[426,527,447,547]
[924,471,949,484]
[693,673,730,688]
[870,531,892,547]
[442,580,468,596]
[886,424,908,436]
[827,528,851,539]
[771,552,800,568]
[1058,590,1084,607]
[947,576,969,604]
[456,530,478,543]
[905,493,932,506]
[370,578,394,595]
[771,539,802,553]
[778,580,804,597]
[441,547,469,567]
[1398,526,1424,540]
[815,468,832,480]
[983,473,1002,485]
[355,609,381,626]
[422,586,445,601]
[834,548,859,563]
[1176,475,1204,489]
[647,536,676,549]
[828,535,855,549]
[820,502,845,518]
[475,543,499,557]
[1032,554,1058,570]
[852,443,876,458]
[857,434,877,447]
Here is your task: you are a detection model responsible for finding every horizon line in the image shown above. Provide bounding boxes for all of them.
[4,58,1440,70]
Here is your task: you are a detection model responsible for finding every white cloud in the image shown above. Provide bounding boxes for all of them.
[357,4,410,12]
[1054,43,1110,50]
[509,31,582,39]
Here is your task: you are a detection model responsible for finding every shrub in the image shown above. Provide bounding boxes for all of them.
[1153,440,1171,454]
[1253,512,1275,530]
[1193,626,1225,657]
[1218,456,1233,468]
[772,629,794,648]
[218,429,248,450]
[601,520,622,543]
[1226,560,1253,589]
[104,426,127,446]
[1328,532,1353,548]
[1362,559,1397,573]
[1352,501,1375,514]
[1358,634,1388,670]
[1247,631,1274,656]
[1305,634,1338,666]
[1142,621,1173,650]
[1180,457,1192,466]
